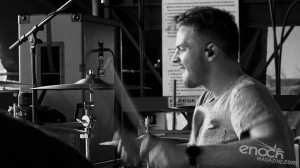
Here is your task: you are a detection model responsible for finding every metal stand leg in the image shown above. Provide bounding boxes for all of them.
[78,88,95,160]
[85,127,91,159]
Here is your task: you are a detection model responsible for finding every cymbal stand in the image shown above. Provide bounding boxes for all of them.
[78,87,95,160]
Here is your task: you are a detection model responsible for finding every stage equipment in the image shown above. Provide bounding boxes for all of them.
[32,71,114,90]
[10,0,74,125]
[32,69,151,160]
[32,77,150,90]
[32,70,104,160]
[0,81,31,87]
[18,13,122,163]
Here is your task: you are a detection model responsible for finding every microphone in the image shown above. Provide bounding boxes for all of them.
[97,41,105,79]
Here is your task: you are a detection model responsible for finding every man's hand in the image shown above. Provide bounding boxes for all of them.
[113,129,141,166]
[140,133,189,168]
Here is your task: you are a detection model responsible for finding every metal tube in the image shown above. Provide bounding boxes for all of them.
[172,79,177,131]
[92,0,99,16]
[138,0,145,96]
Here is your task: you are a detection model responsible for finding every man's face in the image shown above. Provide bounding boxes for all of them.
[171,25,209,88]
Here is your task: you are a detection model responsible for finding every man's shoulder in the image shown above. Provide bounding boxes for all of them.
[232,74,269,95]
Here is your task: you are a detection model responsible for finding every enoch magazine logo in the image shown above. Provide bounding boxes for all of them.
[239,140,296,166]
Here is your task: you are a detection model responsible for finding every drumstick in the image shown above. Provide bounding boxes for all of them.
[99,140,119,146]
[114,74,146,132]
[99,134,145,146]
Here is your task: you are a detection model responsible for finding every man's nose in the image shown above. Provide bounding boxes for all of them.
[171,52,180,63]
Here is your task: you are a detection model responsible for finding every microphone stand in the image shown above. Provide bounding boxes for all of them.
[29,32,40,123]
[9,0,74,124]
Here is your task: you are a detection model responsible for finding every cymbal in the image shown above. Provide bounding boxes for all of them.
[0,89,19,93]
[31,83,114,90]
[31,70,152,90]
[0,81,31,87]
[74,75,113,86]
[100,134,189,146]
[31,83,152,90]
[32,79,114,90]
[32,71,114,90]
[40,126,86,134]
[154,106,195,113]
[121,85,152,90]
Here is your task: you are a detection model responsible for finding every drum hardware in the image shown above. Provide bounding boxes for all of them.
[99,132,189,146]
[78,84,96,160]
[0,82,28,97]
[0,81,32,87]
[31,70,152,91]
[39,121,86,137]
[31,82,151,90]
[8,92,31,120]
[40,125,87,134]
[11,103,30,120]
[30,69,151,160]
[13,103,18,118]
[74,103,84,121]
[0,89,19,94]
[144,116,156,132]
[29,70,100,160]
[31,72,114,90]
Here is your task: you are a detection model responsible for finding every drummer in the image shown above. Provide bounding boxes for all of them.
[115,6,296,168]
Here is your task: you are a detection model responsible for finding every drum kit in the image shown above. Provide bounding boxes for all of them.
[1,70,192,164]
[0,69,150,160]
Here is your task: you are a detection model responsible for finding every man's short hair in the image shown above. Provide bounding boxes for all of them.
[173,6,239,61]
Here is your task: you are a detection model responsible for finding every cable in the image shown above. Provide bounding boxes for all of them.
[108,5,141,29]
[278,0,300,75]
[269,0,281,95]
[41,1,73,23]
[266,0,300,95]
[104,48,116,62]
[266,26,294,69]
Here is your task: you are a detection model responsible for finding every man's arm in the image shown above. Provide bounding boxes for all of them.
[189,92,208,145]
[197,120,296,168]
[189,108,204,145]
[140,119,296,168]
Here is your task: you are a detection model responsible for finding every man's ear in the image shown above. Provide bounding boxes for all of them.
[204,43,218,62]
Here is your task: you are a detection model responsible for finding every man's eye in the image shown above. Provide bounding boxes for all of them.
[178,48,185,53]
